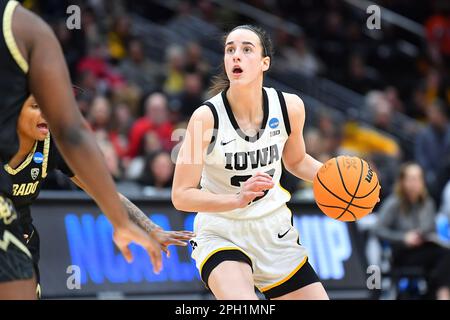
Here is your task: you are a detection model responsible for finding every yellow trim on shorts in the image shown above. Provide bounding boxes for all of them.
[199,246,252,277]
[260,256,308,292]
[0,230,32,259]
[3,1,29,73]
[36,284,42,299]
[3,141,38,175]
[278,183,292,198]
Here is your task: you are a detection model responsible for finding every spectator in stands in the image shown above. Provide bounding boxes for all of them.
[424,0,450,70]
[415,100,450,202]
[80,6,103,55]
[77,42,125,92]
[53,19,86,76]
[127,92,174,158]
[343,53,381,94]
[88,95,111,132]
[119,38,164,93]
[279,33,324,76]
[365,90,416,144]
[87,96,128,160]
[376,162,450,300]
[340,121,400,159]
[172,72,205,121]
[163,45,186,95]
[407,83,428,121]
[318,11,347,79]
[441,180,450,220]
[114,102,135,138]
[76,70,98,99]
[304,128,325,160]
[424,68,442,106]
[316,111,344,159]
[435,151,450,211]
[184,42,211,82]
[107,14,132,63]
[369,91,395,133]
[138,151,174,189]
[385,86,405,114]
[97,137,123,182]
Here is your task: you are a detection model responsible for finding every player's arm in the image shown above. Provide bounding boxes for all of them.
[13,5,162,270]
[70,176,194,253]
[172,106,272,212]
[282,93,323,182]
[172,106,239,212]
[15,5,126,228]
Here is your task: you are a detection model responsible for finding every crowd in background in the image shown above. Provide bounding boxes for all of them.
[22,0,450,221]
[18,0,450,300]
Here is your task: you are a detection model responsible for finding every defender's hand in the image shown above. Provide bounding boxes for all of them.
[113,220,163,273]
[150,228,195,257]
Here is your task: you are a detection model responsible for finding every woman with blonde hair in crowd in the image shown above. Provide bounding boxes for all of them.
[376,162,450,299]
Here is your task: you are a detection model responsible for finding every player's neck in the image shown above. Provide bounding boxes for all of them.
[227,84,263,121]
[8,135,36,168]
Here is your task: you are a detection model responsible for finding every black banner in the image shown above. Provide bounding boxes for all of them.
[32,192,370,299]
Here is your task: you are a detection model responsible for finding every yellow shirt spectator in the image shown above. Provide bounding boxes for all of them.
[341,121,400,158]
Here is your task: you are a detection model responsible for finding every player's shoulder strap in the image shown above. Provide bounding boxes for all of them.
[202,100,219,155]
[40,133,51,178]
[274,89,291,136]
[1,0,28,73]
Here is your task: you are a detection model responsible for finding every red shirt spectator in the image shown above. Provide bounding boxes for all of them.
[88,96,128,159]
[127,92,174,157]
[425,14,450,57]
[77,44,126,90]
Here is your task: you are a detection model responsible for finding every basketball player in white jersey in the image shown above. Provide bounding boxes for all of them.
[172,25,328,299]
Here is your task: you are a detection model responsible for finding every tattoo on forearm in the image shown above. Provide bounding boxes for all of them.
[119,194,159,233]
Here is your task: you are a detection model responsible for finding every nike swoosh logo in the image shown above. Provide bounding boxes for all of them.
[277,228,291,239]
[220,139,236,146]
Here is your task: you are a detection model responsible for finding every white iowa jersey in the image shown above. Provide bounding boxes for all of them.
[200,87,292,220]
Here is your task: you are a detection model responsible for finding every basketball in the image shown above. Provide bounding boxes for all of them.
[313,156,381,222]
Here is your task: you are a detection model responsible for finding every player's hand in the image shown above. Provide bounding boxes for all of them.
[113,220,163,274]
[404,230,423,247]
[236,172,274,208]
[150,228,195,258]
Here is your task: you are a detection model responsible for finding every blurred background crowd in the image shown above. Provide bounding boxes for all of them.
[20,0,450,299]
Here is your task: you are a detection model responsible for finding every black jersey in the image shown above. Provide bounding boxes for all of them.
[0,0,30,196]
[4,133,73,224]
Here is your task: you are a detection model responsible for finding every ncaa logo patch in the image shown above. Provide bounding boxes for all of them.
[31,168,40,180]
[33,152,44,164]
[269,117,279,129]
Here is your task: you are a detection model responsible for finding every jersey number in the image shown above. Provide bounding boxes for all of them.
[230,169,275,203]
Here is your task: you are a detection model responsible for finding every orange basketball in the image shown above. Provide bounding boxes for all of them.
[313,156,381,222]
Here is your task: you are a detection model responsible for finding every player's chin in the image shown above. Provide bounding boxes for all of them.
[229,77,248,86]
[34,131,48,141]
